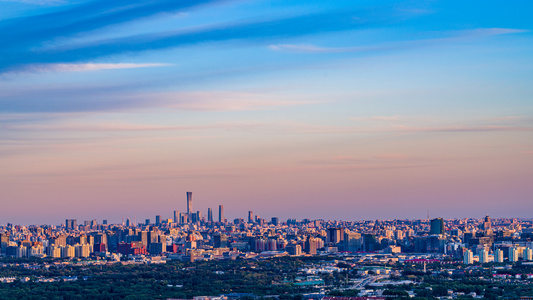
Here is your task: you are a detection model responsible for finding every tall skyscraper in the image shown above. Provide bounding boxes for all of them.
[186,191,193,215]
[173,210,180,223]
[248,211,254,223]
[208,208,213,222]
[65,219,77,230]
[430,218,445,235]
[219,205,224,223]
[155,215,161,225]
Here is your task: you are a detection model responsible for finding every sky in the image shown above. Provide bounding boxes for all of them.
[1,0,532,225]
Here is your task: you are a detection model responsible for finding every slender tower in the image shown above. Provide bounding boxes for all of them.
[248,211,254,223]
[219,205,224,223]
[208,208,213,222]
[187,192,193,216]
[173,210,180,223]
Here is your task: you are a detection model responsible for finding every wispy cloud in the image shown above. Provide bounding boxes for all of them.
[0,8,378,73]
[0,0,64,4]
[0,88,321,113]
[0,0,225,72]
[491,116,524,121]
[350,115,405,122]
[268,44,367,53]
[298,153,476,172]
[268,28,527,54]
[372,116,402,121]
[8,119,530,135]
[163,91,321,111]
[390,124,533,133]
[3,121,261,132]
[373,153,408,160]
[299,157,428,171]
[268,122,533,135]
[18,63,172,73]
[463,28,528,36]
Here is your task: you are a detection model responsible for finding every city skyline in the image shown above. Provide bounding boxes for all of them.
[1,186,532,225]
[1,0,533,224]
[2,190,532,227]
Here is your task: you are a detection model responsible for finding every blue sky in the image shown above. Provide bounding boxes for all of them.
[1,0,532,224]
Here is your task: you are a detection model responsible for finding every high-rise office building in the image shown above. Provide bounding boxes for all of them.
[214,234,228,248]
[219,205,224,223]
[285,243,302,256]
[138,231,148,246]
[148,230,158,245]
[524,248,533,261]
[208,208,213,222]
[65,219,77,230]
[187,191,193,216]
[173,211,180,223]
[344,231,362,252]
[181,213,188,224]
[327,228,343,244]
[430,218,445,235]
[271,217,279,226]
[155,215,161,225]
[0,232,9,254]
[464,249,473,264]
[305,237,319,255]
[248,211,254,223]
[362,233,378,252]
[483,215,492,231]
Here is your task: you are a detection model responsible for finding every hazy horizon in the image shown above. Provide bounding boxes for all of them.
[1,0,532,225]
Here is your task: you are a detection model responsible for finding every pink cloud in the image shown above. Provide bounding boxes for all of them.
[372,116,402,121]
[163,91,320,111]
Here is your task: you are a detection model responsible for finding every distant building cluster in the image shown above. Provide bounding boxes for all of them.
[1,193,533,265]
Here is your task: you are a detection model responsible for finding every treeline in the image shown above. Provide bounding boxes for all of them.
[0,257,329,299]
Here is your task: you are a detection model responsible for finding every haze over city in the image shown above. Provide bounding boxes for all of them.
[1,0,532,225]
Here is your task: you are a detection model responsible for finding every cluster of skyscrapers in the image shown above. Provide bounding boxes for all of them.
[1,193,533,266]
[165,192,225,225]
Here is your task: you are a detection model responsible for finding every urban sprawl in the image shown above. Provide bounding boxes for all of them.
[2,192,533,299]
